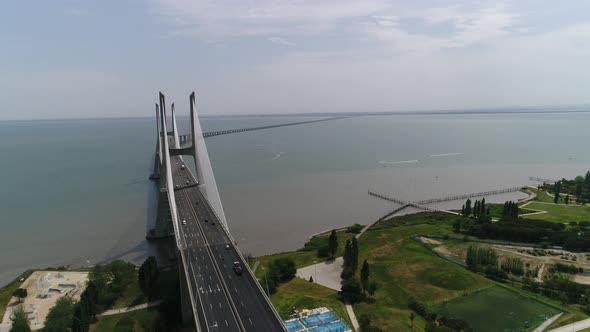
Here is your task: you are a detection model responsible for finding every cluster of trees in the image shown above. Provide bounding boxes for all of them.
[463,211,590,251]
[454,198,492,233]
[138,256,160,298]
[543,171,590,204]
[523,275,590,305]
[500,257,525,276]
[408,298,472,332]
[9,308,30,332]
[501,201,519,220]
[10,257,181,332]
[70,260,137,332]
[461,198,490,219]
[551,263,583,274]
[465,246,498,270]
[265,257,296,294]
[339,237,378,303]
[466,246,531,279]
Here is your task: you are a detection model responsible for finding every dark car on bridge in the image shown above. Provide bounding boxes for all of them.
[233,261,243,275]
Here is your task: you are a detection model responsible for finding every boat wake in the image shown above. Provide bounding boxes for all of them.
[429,152,464,157]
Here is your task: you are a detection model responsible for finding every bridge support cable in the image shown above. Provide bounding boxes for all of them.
[158,92,204,331]
[171,103,181,149]
[189,92,229,230]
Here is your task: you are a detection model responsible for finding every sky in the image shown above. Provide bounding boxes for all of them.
[1,1,590,120]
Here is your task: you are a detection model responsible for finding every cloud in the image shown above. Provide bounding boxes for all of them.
[63,7,89,17]
[149,0,392,36]
[362,4,520,53]
[268,37,295,47]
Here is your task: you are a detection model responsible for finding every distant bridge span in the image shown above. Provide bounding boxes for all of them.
[176,116,349,144]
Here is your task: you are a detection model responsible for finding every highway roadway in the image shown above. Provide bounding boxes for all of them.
[170,156,285,332]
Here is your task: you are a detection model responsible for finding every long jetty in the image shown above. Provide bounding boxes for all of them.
[177,116,349,143]
[414,186,525,205]
[368,187,524,206]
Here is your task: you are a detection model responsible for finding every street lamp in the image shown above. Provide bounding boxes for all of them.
[313,261,318,283]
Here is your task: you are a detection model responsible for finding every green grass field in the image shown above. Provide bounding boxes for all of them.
[529,188,557,203]
[91,308,162,332]
[252,230,355,279]
[522,201,590,223]
[352,213,494,331]
[270,277,351,326]
[433,285,559,332]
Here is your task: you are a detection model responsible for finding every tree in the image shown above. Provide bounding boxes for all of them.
[360,260,370,293]
[350,237,359,275]
[138,256,159,297]
[13,288,27,303]
[10,308,30,332]
[474,200,480,218]
[328,230,338,258]
[554,192,560,204]
[481,198,486,215]
[461,205,466,216]
[453,219,461,233]
[339,278,363,303]
[43,297,75,332]
[409,312,416,327]
[269,258,296,282]
[367,281,378,297]
[309,276,313,282]
[359,314,371,331]
[565,195,570,205]
[465,199,472,217]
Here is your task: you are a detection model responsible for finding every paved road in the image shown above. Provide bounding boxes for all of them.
[170,157,285,332]
[548,317,590,332]
[99,301,163,316]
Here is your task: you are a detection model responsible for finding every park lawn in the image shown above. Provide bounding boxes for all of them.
[432,285,559,332]
[90,308,162,332]
[529,188,558,203]
[252,230,355,280]
[352,213,494,331]
[110,269,177,310]
[270,277,351,327]
[522,201,590,223]
[0,270,34,320]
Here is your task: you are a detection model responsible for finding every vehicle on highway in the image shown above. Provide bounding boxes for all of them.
[204,219,208,223]
[225,244,230,250]
[186,180,190,184]
[182,220,187,226]
[233,262,243,275]
[181,164,185,170]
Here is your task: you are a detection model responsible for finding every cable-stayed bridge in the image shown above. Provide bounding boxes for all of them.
[150,92,286,332]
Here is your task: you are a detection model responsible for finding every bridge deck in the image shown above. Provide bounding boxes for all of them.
[171,156,285,332]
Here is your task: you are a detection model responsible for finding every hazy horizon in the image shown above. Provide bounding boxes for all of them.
[2,1,590,120]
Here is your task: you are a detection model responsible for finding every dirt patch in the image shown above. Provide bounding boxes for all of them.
[418,237,442,245]
[1,271,88,330]
[574,275,590,285]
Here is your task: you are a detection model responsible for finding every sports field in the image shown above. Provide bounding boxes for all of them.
[433,285,559,332]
